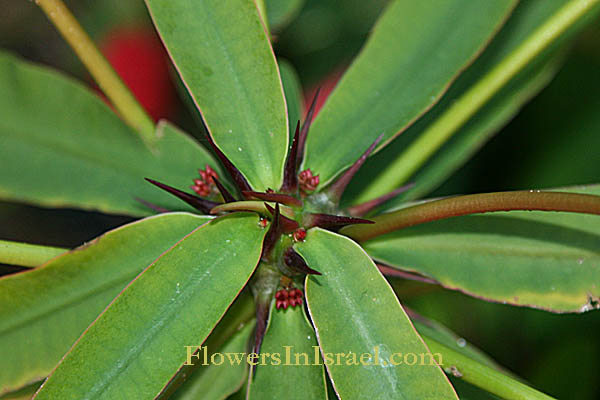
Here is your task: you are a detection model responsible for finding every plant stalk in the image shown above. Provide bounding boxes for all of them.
[0,240,67,268]
[342,191,600,242]
[424,337,556,400]
[35,0,157,146]
[359,0,600,201]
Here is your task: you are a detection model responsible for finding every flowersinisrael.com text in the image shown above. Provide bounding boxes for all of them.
[184,345,442,367]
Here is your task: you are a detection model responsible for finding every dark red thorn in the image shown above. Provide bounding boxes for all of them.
[297,87,321,169]
[281,121,301,193]
[261,203,283,261]
[305,213,374,230]
[293,228,307,242]
[264,204,300,233]
[347,183,415,217]
[283,247,321,275]
[212,177,236,203]
[144,178,220,214]
[134,197,170,214]
[203,134,252,193]
[242,191,303,207]
[377,264,439,284]
[326,133,385,202]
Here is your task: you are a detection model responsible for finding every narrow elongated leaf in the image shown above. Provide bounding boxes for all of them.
[247,306,327,399]
[163,291,255,399]
[172,322,254,400]
[303,0,517,186]
[0,52,219,216]
[296,229,457,399]
[355,0,600,201]
[35,213,265,399]
[279,59,305,140]
[0,213,210,395]
[146,0,288,191]
[363,186,600,313]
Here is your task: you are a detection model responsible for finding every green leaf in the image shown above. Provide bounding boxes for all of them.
[247,306,327,399]
[302,0,517,186]
[296,229,457,399]
[172,322,254,400]
[0,213,210,395]
[356,0,600,201]
[0,240,66,268]
[146,0,289,191]
[363,185,600,313]
[279,58,305,139]
[265,0,305,32]
[166,291,255,399]
[349,0,578,205]
[0,52,219,216]
[35,213,265,399]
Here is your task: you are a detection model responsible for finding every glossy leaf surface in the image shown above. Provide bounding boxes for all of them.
[35,213,265,399]
[0,52,218,216]
[0,213,210,394]
[303,0,517,186]
[146,0,288,191]
[296,229,457,399]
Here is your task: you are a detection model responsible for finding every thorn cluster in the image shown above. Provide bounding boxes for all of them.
[293,228,306,242]
[190,165,218,197]
[275,287,303,309]
[298,169,319,192]
[139,88,415,365]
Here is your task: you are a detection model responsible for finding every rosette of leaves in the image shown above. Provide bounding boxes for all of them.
[1,0,599,399]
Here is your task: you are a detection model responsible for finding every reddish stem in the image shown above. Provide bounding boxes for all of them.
[342,190,600,242]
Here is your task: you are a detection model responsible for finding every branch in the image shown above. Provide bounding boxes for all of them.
[36,0,156,146]
[343,191,600,242]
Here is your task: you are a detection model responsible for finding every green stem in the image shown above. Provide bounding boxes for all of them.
[360,0,600,200]
[36,0,156,146]
[424,337,556,400]
[0,240,67,268]
[342,191,600,242]
[211,201,295,218]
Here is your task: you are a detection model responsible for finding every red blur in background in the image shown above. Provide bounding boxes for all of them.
[99,26,177,122]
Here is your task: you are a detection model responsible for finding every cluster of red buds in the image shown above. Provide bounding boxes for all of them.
[293,228,307,242]
[190,165,219,197]
[298,169,319,192]
[275,288,303,309]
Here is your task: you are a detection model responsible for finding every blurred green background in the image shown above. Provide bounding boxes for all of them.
[1,1,599,398]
